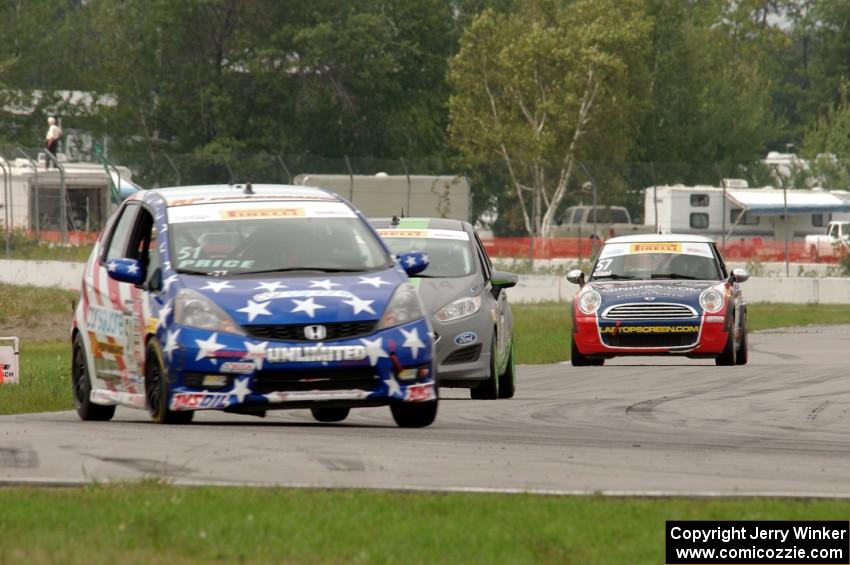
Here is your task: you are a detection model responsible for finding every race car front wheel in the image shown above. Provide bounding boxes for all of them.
[311,407,350,422]
[715,327,737,366]
[471,334,499,399]
[735,317,749,366]
[145,340,194,425]
[571,335,604,366]
[497,343,516,399]
[390,399,438,428]
[71,333,116,422]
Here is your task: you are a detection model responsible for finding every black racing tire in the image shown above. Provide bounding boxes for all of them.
[715,325,737,366]
[571,335,592,367]
[311,407,350,423]
[390,399,438,428]
[71,333,116,422]
[497,343,516,399]
[145,340,194,425]
[735,316,749,366]
[470,334,499,399]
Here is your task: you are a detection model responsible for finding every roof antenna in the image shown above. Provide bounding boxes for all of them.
[244,182,254,195]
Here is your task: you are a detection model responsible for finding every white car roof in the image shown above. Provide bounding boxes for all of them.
[145,184,338,205]
[604,233,716,244]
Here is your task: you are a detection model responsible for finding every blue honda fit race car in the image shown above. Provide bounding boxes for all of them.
[70,184,437,427]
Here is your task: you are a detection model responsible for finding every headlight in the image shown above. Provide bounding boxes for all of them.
[577,289,601,315]
[174,288,245,335]
[378,283,425,329]
[699,288,725,313]
[434,294,482,322]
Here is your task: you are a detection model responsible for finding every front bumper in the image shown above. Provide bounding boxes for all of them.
[164,318,436,411]
[430,315,492,386]
[573,312,729,358]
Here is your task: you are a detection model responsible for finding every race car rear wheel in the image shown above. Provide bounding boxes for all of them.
[735,316,749,366]
[311,407,350,422]
[470,334,499,399]
[71,333,116,422]
[145,340,194,425]
[390,399,438,428]
[497,343,516,399]
[715,326,737,366]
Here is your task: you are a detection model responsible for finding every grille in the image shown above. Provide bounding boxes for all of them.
[602,303,697,320]
[601,332,698,348]
[252,367,378,394]
[245,321,377,342]
[443,344,482,365]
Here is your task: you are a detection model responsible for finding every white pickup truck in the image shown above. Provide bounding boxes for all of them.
[552,205,654,239]
[805,221,850,259]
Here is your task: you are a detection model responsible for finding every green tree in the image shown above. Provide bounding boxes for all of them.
[448,0,652,237]
[800,84,850,189]
[632,0,783,184]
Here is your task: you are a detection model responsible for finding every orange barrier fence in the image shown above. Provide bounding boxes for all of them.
[481,237,843,264]
[38,230,99,246]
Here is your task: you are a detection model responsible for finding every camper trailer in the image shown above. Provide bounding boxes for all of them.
[644,182,850,240]
[0,155,137,241]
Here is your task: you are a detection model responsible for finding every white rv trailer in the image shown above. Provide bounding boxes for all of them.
[293,173,471,221]
[0,154,137,237]
[644,182,850,240]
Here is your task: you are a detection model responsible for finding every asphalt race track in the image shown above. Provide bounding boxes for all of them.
[1,326,849,496]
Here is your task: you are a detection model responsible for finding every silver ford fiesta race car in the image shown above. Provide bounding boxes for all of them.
[371,218,518,399]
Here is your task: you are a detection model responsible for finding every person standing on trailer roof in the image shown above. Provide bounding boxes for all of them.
[44,116,63,169]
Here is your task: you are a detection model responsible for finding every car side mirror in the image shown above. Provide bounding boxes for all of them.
[566,269,585,286]
[731,268,749,283]
[397,250,429,276]
[491,270,518,289]
[106,258,144,285]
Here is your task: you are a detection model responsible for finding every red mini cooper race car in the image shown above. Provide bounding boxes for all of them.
[567,234,749,366]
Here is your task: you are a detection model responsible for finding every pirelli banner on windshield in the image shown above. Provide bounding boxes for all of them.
[666,521,849,564]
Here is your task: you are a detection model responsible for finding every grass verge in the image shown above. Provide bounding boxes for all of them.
[0,342,68,415]
[0,284,848,414]
[0,483,848,564]
[0,283,76,326]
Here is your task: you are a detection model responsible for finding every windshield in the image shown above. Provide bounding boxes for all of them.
[378,228,474,277]
[168,201,391,276]
[590,242,722,281]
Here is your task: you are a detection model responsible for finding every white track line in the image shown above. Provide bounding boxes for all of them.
[2,477,850,499]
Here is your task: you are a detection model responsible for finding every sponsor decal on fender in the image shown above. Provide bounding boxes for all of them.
[220,361,255,374]
[171,392,230,410]
[85,305,126,338]
[88,332,125,356]
[600,325,699,334]
[404,382,436,402]
[266,344,367,363]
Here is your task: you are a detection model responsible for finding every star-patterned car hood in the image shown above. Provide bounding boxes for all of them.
[179,267,405,326]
